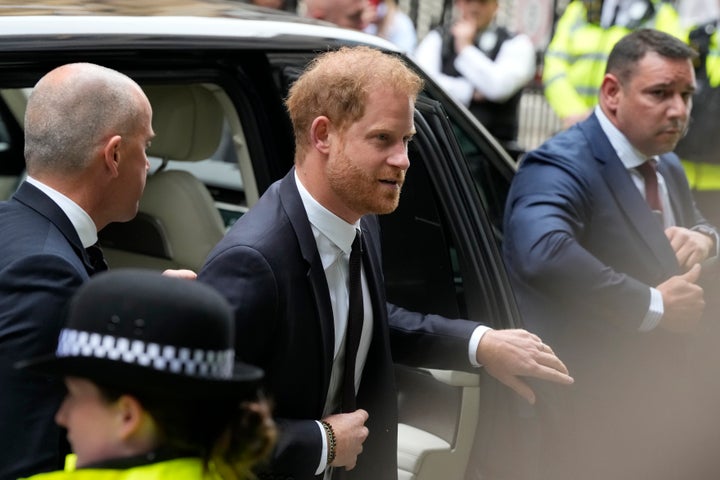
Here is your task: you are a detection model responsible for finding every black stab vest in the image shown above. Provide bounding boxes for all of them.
[440,25,523,143]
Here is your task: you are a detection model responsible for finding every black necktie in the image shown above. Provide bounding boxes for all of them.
[85,243,109,274]
[342,230,363,413]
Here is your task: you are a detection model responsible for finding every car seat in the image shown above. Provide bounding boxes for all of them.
[397,369,481,480]
[100,84,226,272]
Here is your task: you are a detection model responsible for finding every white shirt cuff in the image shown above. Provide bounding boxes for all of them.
[638,287,663,332]
[315,420,328,475]
[469,325,491,367]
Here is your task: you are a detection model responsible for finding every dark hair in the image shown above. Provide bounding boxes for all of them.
[606,29,697,83]
[97,383,275,479]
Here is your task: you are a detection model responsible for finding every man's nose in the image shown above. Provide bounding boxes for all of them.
[669,93,690,118]
[387,149,410,170]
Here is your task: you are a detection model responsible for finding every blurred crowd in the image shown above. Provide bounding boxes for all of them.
[246,0,720,227]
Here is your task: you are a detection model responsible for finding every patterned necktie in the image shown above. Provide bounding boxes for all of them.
[85,243,109,274]
[342,230,363,413]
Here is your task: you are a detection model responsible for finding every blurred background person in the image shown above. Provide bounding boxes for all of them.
[248,0,285,9]
[674,2,720,227]
[677,0,719,28]
[238,0,297,12]
[413,0,535,159]
[543,0,684,130]
[302,0,368,30]
[363,0,417,52]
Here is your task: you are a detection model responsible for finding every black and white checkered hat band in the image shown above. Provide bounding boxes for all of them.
[56,328,235,379]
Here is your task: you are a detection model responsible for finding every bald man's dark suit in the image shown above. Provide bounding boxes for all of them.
[0,182,101,479]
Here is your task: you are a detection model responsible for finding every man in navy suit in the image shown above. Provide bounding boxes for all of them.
[199,46,574,480]
[503,29,717,480]
[0,63,155,479]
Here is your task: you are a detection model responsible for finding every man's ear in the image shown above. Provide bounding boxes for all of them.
[310,116,332,155]
[102,135,122,177]
[601,73,622,111]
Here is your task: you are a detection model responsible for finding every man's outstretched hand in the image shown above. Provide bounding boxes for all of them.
[476,329,574,404]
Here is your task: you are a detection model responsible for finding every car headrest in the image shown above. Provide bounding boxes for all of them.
[143,84,224,162]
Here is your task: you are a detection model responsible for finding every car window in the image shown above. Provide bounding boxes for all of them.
[0,89,27,200]
[0,116,16,200]
[412,77,516,248]
[141,82,254,230]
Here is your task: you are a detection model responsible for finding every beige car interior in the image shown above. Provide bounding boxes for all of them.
[100,84,225,272]
[398,369,481,480]
[100,82,257,272]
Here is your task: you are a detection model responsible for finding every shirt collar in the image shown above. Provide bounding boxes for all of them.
[294,171,359,259]
[25,176,98,248]
[595,105,656,170]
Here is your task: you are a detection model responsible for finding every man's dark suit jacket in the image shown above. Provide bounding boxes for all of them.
[0,182,97,479]
[502,113,718,479]
[199,168,480,480]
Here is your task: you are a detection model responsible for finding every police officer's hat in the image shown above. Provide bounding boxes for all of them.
[17,269,263,398]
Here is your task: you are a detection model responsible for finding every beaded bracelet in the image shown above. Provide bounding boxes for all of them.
[320,420,337,465]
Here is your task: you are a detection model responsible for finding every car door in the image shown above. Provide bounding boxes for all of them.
[384,92,533,478]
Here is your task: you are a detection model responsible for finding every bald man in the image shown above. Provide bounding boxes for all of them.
[0,63,155,479]
[303,0,369,30]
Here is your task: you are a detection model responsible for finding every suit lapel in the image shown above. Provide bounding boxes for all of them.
[657,157,685,226]
[582,117,679,275]
[278,169,336,390]
[13,182,94,273]
[357,216,394,410]
[359,217,387,329]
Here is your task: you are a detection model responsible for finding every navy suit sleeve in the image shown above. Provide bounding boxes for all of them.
[387,302,480,371]
[360,215,480,371]
[0,253,85,478]
[199,244,279,365]
[199,244,324,478]
[503,152,651,329]
[663,154,718,232]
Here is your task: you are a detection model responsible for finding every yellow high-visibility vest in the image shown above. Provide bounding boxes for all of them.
[21,456,222,480]
[681,27,720,190]
[543,0,685,120]
[707,29,720,88]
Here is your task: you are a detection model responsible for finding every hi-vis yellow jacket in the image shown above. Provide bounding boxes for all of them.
[22,457,224,480]
[682,26,720,190]
[706,28,720,88]
[543,0,685,120]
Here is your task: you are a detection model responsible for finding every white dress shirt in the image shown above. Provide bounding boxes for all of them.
[295,174,373,475]
[413,27,535,105]
[601,0,652,28]
[295,172,487,475]
[25,176,97,248]
[596,106,668,331]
